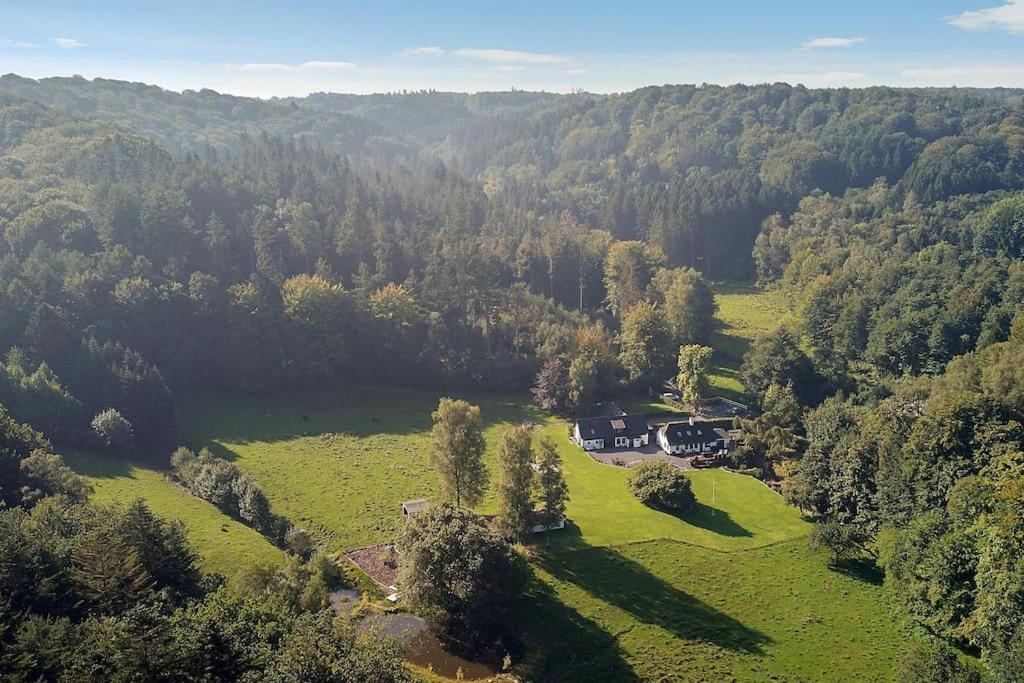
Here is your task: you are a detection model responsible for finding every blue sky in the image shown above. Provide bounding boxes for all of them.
[1,1,1023,96]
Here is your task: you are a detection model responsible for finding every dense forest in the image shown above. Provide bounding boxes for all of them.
[2,75,1024,678]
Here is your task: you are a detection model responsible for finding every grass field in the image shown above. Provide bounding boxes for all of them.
[708,282,793,402]
[179,387,532,551]
[537,422,807,551]
[166,388,915,681]
[62,449,285,579]
[179,389,805,554]
[517,538,909,681]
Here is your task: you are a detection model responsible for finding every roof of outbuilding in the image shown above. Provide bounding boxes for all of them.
[401,499,429,514]
[575,414,649,440]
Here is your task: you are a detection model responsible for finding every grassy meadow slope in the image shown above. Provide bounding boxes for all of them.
[537,423,807,551]
[179,387,532,551]
[708,283,793,402]
[518,538,908,681]
[62,449,285,579]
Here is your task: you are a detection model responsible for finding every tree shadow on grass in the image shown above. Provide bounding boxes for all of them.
[536,529,771,655]
[513,570,640,682]
[177,386,530,450]
[60,448,135,479]
[832,557,884,587]
[682,501,754,538]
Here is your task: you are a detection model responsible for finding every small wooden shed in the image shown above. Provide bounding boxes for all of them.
[401,498,429,518]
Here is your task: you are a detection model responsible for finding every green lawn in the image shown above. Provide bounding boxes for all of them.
[537,422,807,551]
[62,449,285,579]
[517,539,910,681]
[709,282,793,402]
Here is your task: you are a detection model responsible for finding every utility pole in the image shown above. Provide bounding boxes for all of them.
[578,230,585,311]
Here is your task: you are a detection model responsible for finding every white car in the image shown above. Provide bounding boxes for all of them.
[661,392,680,400]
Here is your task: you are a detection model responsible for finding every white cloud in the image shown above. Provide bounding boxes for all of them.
[948,1,1024,33]
[453,48,564,64]
[399,46,445,56]
[239,61,355,72]
[562,68,589,75]
[0,39,35,48]
[800,36,868,49]
[300,61,357,71]
[493,64,526,72]
[53,37,85,49]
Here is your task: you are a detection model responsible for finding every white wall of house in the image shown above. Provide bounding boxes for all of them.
[574,423,605,450]
[658,431,726,455]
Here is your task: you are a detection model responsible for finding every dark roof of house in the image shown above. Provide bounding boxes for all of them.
[659,421,727,446]
[575,414,649,440]
[697,418,739,432]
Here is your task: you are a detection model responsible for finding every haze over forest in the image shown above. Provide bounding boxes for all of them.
[2,1,1024,681]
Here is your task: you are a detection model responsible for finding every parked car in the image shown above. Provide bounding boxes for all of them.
[691,455,727,469]
[660,392,680,401]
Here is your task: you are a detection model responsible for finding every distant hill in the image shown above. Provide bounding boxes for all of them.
[0,74,410,158]
[3,75,1022,279]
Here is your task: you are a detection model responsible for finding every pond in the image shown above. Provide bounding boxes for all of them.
[360,613,498,681]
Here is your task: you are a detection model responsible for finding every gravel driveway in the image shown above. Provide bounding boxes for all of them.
[584,443,692,469]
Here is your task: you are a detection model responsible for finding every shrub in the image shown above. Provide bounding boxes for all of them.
[627,460,695,512]
[895,642,981,683]
[809,521,869,566]
[90,408,135,451]
[285,527,317,559]
[234,475,273,531]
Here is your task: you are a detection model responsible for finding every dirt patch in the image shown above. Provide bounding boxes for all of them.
[346,543,399,588]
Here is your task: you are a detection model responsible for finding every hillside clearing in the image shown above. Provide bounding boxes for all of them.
[518,538,911,682]
[179,387,531,552]
[709,282,792,401]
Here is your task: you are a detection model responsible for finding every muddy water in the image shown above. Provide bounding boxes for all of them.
[360,613,498,681]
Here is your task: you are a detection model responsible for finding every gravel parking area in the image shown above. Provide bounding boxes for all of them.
[585,443,692,469]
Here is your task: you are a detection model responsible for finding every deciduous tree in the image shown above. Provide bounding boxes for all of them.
[496,426,534,540]
[430,398,488,507]
[535,437,568,519]
[676,344,713,406]
[397,505,523,648]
